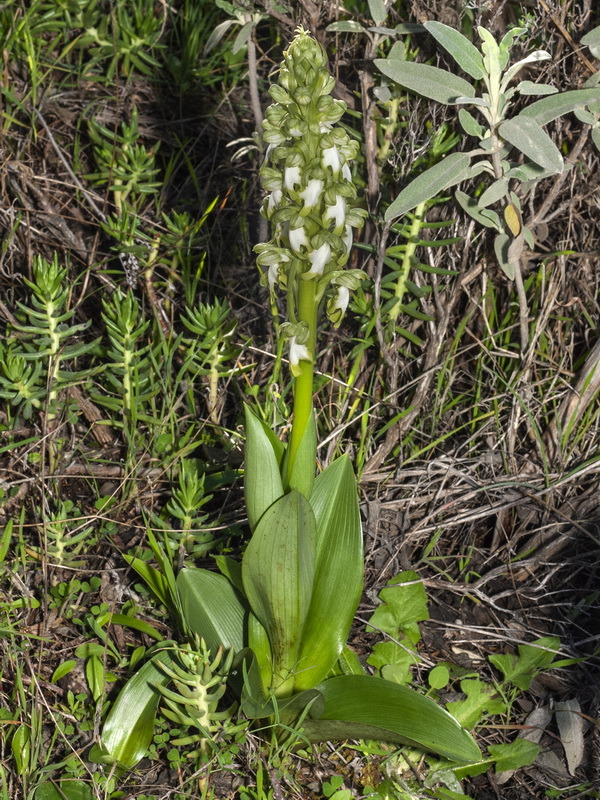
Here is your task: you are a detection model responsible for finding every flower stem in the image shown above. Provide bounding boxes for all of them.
[287,278,317,489]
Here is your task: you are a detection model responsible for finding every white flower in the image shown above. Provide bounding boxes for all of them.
[342,162,351,182]
[289,336,311,375]
[289,225,308,252]
[320,123,332,133]
[268,262,280,288]
[324,195,347,229]
[268,188,282,212]
[333,286,350,315]
[343,224,353,254]
[299,179,324,210]
[322,145,342,173]
[284,166,301,191]
[289,127,304,137]
[306,242,331,276]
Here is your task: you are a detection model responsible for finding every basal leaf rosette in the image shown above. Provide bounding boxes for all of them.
[255,27,367,350]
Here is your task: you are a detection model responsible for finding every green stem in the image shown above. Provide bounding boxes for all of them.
[286,278,317,489]
[389,201,426,323]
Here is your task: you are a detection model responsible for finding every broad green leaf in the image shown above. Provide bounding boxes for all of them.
[215,554,244,594]
[244,405,285,531]
[517,81,558,96]
[478,178,508,207]
[499,117,563,173]
[424,22,486,79]
[242,490,316,695]
[458,108,485,138]
[447,679,507,728]
[177,567,246,655]
[592,127,600,154]
[520,88,600,125]
[374,59,476,105]
[385,153,472,221]
[489,739,541,773]
[94,650,172,770]
[303,675,481,763]
[247,612,273,690]
[284,410,316,498]
[295,456,363,691]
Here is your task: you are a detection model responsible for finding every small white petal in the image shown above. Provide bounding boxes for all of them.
[342,163,352,181]
[324,195,347,229]
[268,263,279,288]
[343,224,353,254]
[322,145,342,173]
[306,242,331,276]
[333,286,350,315]
[289,127,304,137]
[268,188,282,212]
[320,122,333,133]
[289,225,308,252]
[299,179,324,209]
[289,336,310,366]
[284,166,302,191]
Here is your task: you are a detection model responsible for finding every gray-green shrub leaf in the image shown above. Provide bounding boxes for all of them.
[385,153,471,221]
[458,108,485,138]
[424,21,486,79]
[494,233,513,279]
[499,117,563,173]
[520,88,600,124]
[455,191,501,230]
[325,20,367,34]
[478,178,508,207]
[374,59,476,105]
[368,0,386,25]
[517,81,558,96]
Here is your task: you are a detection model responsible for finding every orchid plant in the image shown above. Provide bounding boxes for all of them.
[93,28,480,775]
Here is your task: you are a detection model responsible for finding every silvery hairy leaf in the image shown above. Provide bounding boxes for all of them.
[520,88,600,124]
[374,59,476,104]
[424,21,486,79]
[499,116,564,173]
[385,152,472,221]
